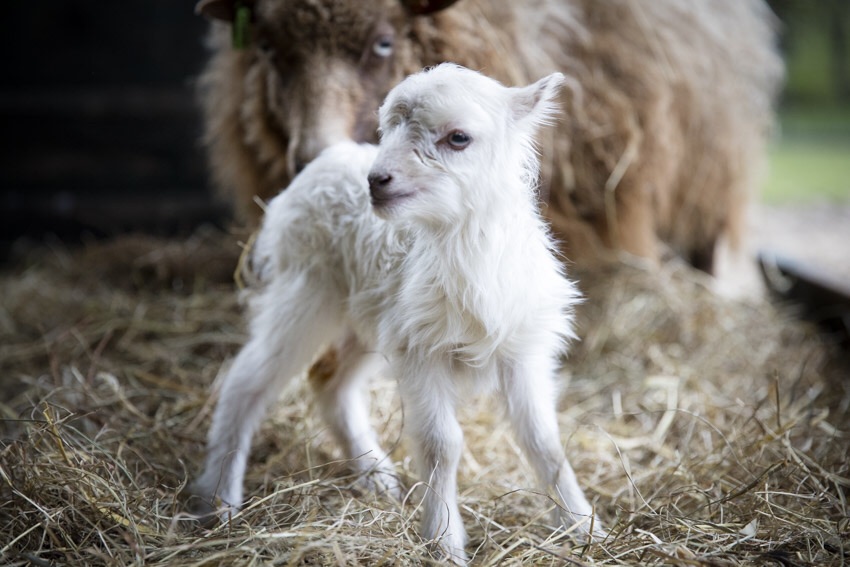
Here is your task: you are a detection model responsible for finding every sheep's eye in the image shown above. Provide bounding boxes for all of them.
[372,36,394,58]
[257,37,272,54]
[445,130,471,150]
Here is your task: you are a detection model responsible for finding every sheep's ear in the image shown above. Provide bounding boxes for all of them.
[510,72,566,126]
[400,0,462,16]
[197,0,257,49]
[196,0,255,22]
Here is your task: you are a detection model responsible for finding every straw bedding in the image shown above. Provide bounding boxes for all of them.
[1,227,847,566]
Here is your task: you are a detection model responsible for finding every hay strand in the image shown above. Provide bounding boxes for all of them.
[1,229,847,565]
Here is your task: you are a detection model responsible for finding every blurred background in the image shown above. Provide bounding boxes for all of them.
[0,2,215,250]
[0,1,848,260]
[765,0,850,204]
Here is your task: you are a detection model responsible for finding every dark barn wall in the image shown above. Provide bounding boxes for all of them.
[0,1,224,246]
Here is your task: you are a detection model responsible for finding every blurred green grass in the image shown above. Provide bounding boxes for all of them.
[762,105,850,203]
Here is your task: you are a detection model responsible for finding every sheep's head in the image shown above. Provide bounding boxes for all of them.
[368,64,565,226]
[197,0,462,191]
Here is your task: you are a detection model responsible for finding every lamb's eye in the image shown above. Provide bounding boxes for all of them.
[372,36,394,58]
[446,130,472,150]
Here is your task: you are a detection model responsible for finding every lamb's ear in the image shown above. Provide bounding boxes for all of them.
[510,72,566,126]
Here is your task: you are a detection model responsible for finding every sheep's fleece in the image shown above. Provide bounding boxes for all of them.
[197,0,782,272]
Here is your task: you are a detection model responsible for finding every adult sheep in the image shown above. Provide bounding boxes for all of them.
[196,0,782,273]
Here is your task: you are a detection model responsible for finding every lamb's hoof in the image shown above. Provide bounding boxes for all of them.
[358,467,403,501]
[585,521,609,541]
[427,540,469,566]
[183,486,234,528]
[555,509,608,542]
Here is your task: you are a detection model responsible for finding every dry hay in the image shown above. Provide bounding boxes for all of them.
[1,228,848,566]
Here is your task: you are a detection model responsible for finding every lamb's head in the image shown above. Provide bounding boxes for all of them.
[197,0,463,182]
[368,64,566,225]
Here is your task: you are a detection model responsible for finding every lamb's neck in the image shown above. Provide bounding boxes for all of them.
[414,188,542,280]
[395,184,548,365]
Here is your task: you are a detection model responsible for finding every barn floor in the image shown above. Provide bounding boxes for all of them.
[1,207,848,566]
[755,201,850,283]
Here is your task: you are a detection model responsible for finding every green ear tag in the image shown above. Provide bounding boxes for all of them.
[232,3,252,50]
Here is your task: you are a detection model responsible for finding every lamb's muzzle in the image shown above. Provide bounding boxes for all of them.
[367,171,398,207]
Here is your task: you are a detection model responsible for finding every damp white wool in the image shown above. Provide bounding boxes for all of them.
[192,64,602,564]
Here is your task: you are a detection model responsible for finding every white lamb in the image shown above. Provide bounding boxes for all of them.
[192,63,603,563]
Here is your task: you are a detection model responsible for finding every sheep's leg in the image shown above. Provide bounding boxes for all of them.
[309,332,399,497]
[689,236,718,275]
[398,357,467,565]
[191,272,343,520]
[609,184,659,263]
[499,355,605,539]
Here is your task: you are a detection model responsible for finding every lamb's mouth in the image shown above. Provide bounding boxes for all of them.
[371,191,416,209]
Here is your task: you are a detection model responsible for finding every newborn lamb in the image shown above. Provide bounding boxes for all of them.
[192,63,603,564]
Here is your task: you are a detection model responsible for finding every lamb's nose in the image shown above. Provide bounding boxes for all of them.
[368,172,393,197]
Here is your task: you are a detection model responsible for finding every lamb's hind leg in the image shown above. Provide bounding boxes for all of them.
[190,272,343,520]
[309,332,400,497]
[398,357,467,564]
[499,354,605,538]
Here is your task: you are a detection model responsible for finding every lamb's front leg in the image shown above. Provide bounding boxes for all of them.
[499,355,605,538]
[398,357,467,565]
